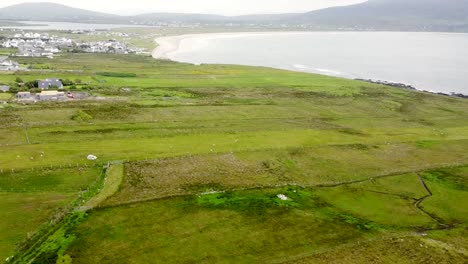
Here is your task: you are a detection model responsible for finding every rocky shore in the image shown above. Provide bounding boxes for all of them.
[356,78,467,99]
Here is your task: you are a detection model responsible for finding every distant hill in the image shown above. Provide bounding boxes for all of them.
[293,0,468,31]
[0,1,467,32]
[129,0,468,32]
[0,2,120,23]
[131,13,225,23]
[130,13,299,24]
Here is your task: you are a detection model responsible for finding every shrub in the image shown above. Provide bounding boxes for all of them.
[30,88,42,93]
[96,72,137,78]
[25,80,38,89]
[71,110,93,122]
[61,79,74,86]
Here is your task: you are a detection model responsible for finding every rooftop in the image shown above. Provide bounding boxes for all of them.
[40,90,64,95]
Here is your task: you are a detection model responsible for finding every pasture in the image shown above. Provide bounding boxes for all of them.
[0,53,467,262]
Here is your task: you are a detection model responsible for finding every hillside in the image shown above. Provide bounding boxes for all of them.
[1,1,468,32]
[0,2,120,23]
[294,0,468,31]
[124,0,468,31]
[0,53,467,263]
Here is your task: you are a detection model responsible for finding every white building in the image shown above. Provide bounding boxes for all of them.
[36,90,66,101]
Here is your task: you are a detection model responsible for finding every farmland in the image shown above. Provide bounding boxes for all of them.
[0,52,467,263]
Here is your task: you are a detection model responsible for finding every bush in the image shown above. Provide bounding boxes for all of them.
[9,86,19,93]
[61,79,74,86]
[30,88,42,93]
[96,72,137,78]
[25,80,38,89]
[71,110,93,122]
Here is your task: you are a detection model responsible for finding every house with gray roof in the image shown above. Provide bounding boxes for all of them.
[38,78,63,90]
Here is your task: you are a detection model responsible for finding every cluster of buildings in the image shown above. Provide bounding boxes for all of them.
[1,31,149,57]
[16,78,65,102]
[16,90,68,102]
[71,30,131,38]
[1,32,73,58]
[76,39,148,54]
[76,40,130,54]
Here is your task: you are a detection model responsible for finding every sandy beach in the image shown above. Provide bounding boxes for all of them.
[152,32,307,60]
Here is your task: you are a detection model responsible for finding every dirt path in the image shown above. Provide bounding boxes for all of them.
[77,163,125,212]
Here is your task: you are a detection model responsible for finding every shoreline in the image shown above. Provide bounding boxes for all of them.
[355,79,468,99]
[152,32,311,59]
[152,32,468,98]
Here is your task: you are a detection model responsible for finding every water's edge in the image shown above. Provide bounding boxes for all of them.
[152,32,468,98]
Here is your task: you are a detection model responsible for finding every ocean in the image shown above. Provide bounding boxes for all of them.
[154,32,468,94]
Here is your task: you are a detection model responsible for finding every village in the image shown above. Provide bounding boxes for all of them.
[0,29,149,105]
[0,30,149,58]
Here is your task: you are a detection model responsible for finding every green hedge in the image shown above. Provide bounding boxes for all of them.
[96,72,137,78]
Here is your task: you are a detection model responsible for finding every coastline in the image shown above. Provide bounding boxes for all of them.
[152,32,468,98]
[152,32,315,59]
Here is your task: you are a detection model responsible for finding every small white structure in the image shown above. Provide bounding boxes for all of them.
[16,91,32,100]
[0,85,10,92]
[277,194,288,201]
[36,90,66,101]
[87,154,98,161]
[0,56,19,71]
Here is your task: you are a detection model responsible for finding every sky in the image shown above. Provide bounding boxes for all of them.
[0,0,367,15]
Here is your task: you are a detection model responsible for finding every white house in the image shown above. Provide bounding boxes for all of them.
[16,92,32,100]
[0,85,10,92]
[36,90,66,101]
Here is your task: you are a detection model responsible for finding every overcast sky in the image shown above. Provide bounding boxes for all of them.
[0,0,367,15]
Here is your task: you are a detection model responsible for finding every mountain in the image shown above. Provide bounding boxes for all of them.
[0,1,467,32]
[0,2,120,23]
[293,0,468,31]
[129,0,468,31]
[131,13,225,23]
[130,13,299,24]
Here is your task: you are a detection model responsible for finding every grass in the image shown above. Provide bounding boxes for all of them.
[103,142,468,207]
[0,192,75,259]
[420,168,468,225]
[80,164,124,210]
[66,184,467,263]
[288,235,467,264]
[0,93,12,100]
[0,166,101,260]
[68,189,374,263]
[0,52,467,263]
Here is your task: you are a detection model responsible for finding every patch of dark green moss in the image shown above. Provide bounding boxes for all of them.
[194,187,317,215]
[421,169,468,191]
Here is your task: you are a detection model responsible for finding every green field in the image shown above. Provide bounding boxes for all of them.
[0,53,467,263]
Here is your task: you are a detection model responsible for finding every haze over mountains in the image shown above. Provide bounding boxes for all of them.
[0,0,467,32]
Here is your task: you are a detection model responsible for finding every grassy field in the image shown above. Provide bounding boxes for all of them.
[0,52,467,262]
[0,166,102,259]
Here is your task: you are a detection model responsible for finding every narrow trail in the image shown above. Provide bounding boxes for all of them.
[415,174,432,208]
[97,164,467,211]
[77,163,125,212]
[414,174,451,229]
